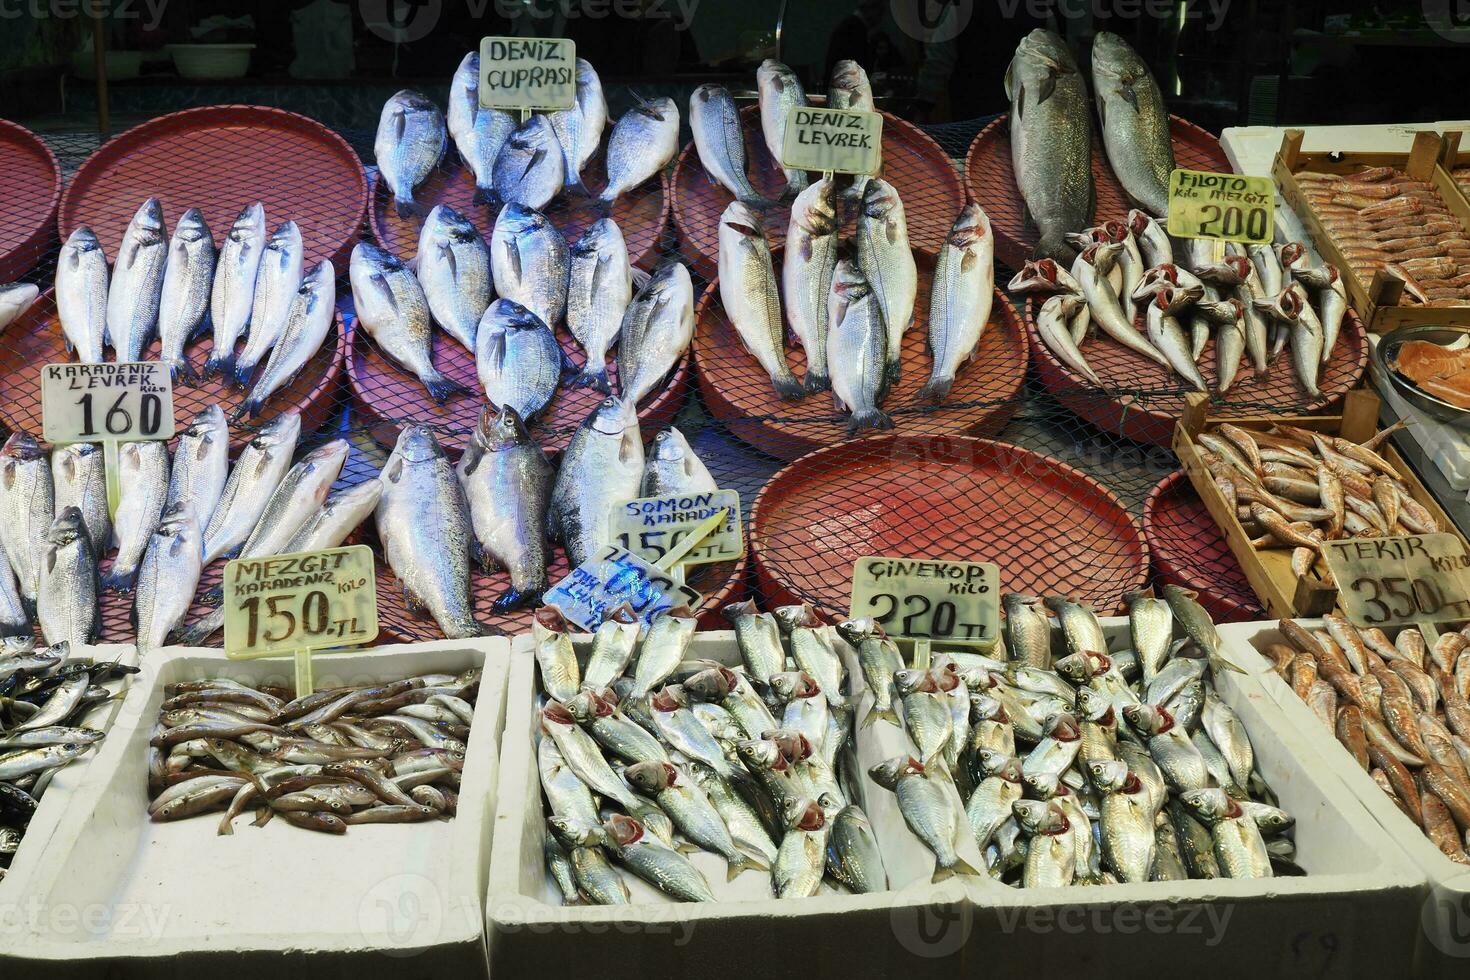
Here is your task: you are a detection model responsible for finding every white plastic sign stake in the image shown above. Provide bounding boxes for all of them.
[222,545,380,697]
[478,36,576,111]
[610,489,744,568]
[40,361,175,517]
[781,106,883,176]
[544,545,702,631]
[1323,533,1470,628]
[1166,168,1275,245]
[849,556,1000,649]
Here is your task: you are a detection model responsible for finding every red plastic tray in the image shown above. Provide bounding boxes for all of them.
[369,150,669,272]
[0,119,61,282]
[1142,470,1263,624]
[965,114,1229,270]
[1,288,345,454]
[1023,298,1369,448]
[671,105,965,279]
[750,435,1148,617]
[60,105,368,268]
[693,250,1027,460]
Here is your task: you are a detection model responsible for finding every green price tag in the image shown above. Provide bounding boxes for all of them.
[781,106,883,176]
[849,556,999,648]
[1323,533,1470,628]
[478,36,576,111]
[1166,168,1276,245]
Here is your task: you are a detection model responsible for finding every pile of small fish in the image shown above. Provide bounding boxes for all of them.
[1298,166,1470,306]
[55,199,336,416]
[1014,215,1347,397]
[146,668,478,834]
[1192,420,1438,578]
[1262,618,1470,863]
[0,407,378,650]
[377,55,677,217]
[0,640,134,882]
[854,587,1293,885]
[1006,30,1175,264]
[536,601,890,903]
[0,282,39,334]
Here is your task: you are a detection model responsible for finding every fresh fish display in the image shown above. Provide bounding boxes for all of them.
[201,410,302,564]
[854,179,918,390]
[597,96,680,208]
[457,406,553,610]
[55,227,109,363]
[0,432,54,605]
[51,443,111,560]
[718,202,802,400]
[239,260,337,420]
[757,59,810,197]
[204,202,266,379]
[476,299,563,422]
[164,405,229,534]
[641,428,716,498]
[547,398,643,569]
[493,114,565,211]
[107,198,169,362]
[919,203,994,402]
[566,217,633,393]
[134,501,203,651]
[782,178,841,393]
[375,90,447,218]
[415,204,491,355]
[827,258,892,433]
[36,507,100,647]
[690,84,769,207]
[350,242,470,404]
[155,208,215,383]
[491,203,570,330]
[235,220,305,386]
[617,260,694,406]
[1091,32,1175,217]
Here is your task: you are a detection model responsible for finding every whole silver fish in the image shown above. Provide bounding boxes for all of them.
[1214,297,1247,393]
[966,752,1025,852]
[0,538,27,637]
[584,611,641,694]
[1147,287,1208,391]
[1162,583,1222,659]
[1088,758,1156,882]
[722,599,785,686]
[1092,32,1175,217]
[828,59,874,111]
[855,179,918,390]
[375,90,446,218]
[107,197,168,362]
[204,201,266,379]
[547,818,628,906]
[757,58,810,197]
[51,442,111,557]
[548,398,643,569]
[237,439,349,559]
[624,760,766,880]
[490,203,569,330]
[156,208,214,383]
[1179,787,1272,879]
[773,800,829,898]
[446,51,479,146]
[547,104,591,197]
[920,203,994,403]
[774,604,846,708]
[630,606,697,698]
[827,808,889,892]
[718,202,802,400]
[202,409,301,564]
[687,759,779,864]
[235,220,304,386]
[641,428,715,497]
[602,812,714,902]
[532,607,580,702]
[165,405,229,533]
[350,242,470,404]
[1006,30,1094,263]
[566,217,632,393]
[476,299,562,422]
[870,756,978,882]
[1036,294,1100,384]
[0,282,36,334]
[56,227,108,363]
[782,177,841,393]
[617,260,694,406]
[828,259,892,433]
[1294,263,1346,364]
[492,114,564,211]
[239,259,337,420]
[1077,243,1167,365]
[1125,589,1173,684]
[376,425,483,638]
[596,96,680,208]
[836,618,902,728]
[448,55,515,204]
[37,507,100,647]
[417,204,492,351]
[457,406,553,610]
[281,480,383,555]
[0,431,54,604]
[1201,687,1254,787]
[1285,283,1323,398]
[572,59,607,175]
[1003,593,1053,669]
[134,501,202,651]
[690,83,770,207]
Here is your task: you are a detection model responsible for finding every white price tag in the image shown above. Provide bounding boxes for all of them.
[544,545,702,631]
[849,556,999,647]
[609,489,744,568]
[1323,533,1470,627]
[781,106,883,176]
[40,362,175,444]
[478,36,576,111]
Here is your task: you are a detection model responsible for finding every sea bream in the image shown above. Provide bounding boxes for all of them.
[375,90,447,218]
[350,242,471,404]
[448,55,516,204]
[566,217,633,393]
[493,114,565,211]
[690,83,770,208]
[457,406,553,610]
[617,259,695,406]
[106,197,169,362]
[547,397,643,569]
[475,298,563,422]
[490,203,570,330]
[596,96,680,209]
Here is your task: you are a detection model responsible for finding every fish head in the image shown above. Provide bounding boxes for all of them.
[532,606,569,637]
[683,665,736,702]
[494,202,546,237]
[830,258,873,308]
[621,760,677,795]
[266,220,302,252]
[477,404,532,453]
[1276,241,1307,267]
[391,89,439,115]
[175,208,212,243]
[561,690,600,724]
[130,197,166,236]
[860,179,903,221]
[65,226,103,256]
[155,500,201,539]
[453,51,480,83]
[585,396,634,436]
[868,754,922,790]
[948,204,991,251]
[1054,652,1100,683]
[547,814,605,848]
[736,738,784,772]
[1042,711,1080,741]
[45,506,88,548]
[390,424,445,464]
[1009,798,1054,834]
[1081,241,1124,273]
[765,728,814,762]
[1127,209,1155,237]
[833,617,878,647]
[969,692,1006,723]
[570,217,618,257]
[227,201,266,240]
[540,702,577,732]
[791,178,841,238]
[650,427,693,467]
[650,683,690,711]
[784,798,827,833]
[1178,787,1234,824]
[253,409,303,452]
[772,603,823,634]
[1007,30,1076,110]
[1091,31,1146,79]
[1154,283,1203,314]
[977,749,1022,782]
[720,201,766,241]
[690,82,727,108]
[1085,758,1130,793]
[893,668,935,696]
[300,439,350,478]
[1254,806,1295,833]
[768,670,818,703]
[351,241,400,277]
[1073,686,1114,723]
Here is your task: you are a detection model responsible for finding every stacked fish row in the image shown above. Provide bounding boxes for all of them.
[145,668,478,835]
[0,640,135,882]
[1262,618,1470,863]
[1014,215,1347,397]
[55,199,337,418]
[377,55,677,217]
[856,587,1292,885]
[1298,166,1470,306]
[1192,421,1439,579]
[350,205,692,409]
[536,602,890,903]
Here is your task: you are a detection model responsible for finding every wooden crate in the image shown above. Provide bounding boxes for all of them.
[1172,388,1469,618]
[1271,129,1470,334]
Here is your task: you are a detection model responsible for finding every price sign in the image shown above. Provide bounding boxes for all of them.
[223,545,379,695]
[478,36,576,111]
[544,545,702,631]
[609,489,744,568]
[781,106,883,176]
[1323,533,1470,627]
[1166,168,1275,245]
[849,557,999,647]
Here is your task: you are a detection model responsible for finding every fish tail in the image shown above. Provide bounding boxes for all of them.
[395,195,424,219]
[773,373,806,402]
[176,609,226,646]
[803,370,831,394]
[100,564,138,593]
[916,375,953,404]
[592,193,616,217]
[931,863,957,884]
[949,855,984,879]
[885,358,902,389]
[472,185,498,206]
[574,366,612,393]
[1033,232,1077,266]
[862,703,901,730]
[232,356,259,389]
[204,349,236,383]
[725,852,769,881]
[424,370,474,405]
[847,409,893,434]
[567,174,593,198]
[169,356,200,388]
[492,585,544,612]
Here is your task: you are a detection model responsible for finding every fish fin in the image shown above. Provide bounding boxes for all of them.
[232,357,259,389]
[931,863,956,884]
[204,349,236,382]
[217,544,243,562]
[473,542,499,573]
[916,375,953,404]
[472,185,498,206]
[99,565,138,593]
[847,409,893,435]
[1014,83,1025,121]
[803,371,831,394]
[1120,84,1139,112]
[773,374,805,402]
[1037,68,1060,105]
[675,839,700,855]
[573,366,612,394]
[725,853,768,881]
[169,356,201,387]
[395,196,424,219]
[424,370,474,405]
[861,704,901,729]
[630,267,653,291]
[492,586,544,612]
[402,587,430,617]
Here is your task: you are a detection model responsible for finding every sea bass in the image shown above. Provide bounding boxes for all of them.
[919,203,994,403]
[204,201,267,379]
[782,177,841,393]
[55,227,108,363]
[239,260,338,420]
[155,208,214,383]
[107,197,169,362]
[1092,32,1175,217]
[234,219,305,386]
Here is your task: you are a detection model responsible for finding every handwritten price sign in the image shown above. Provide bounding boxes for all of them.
[1324,533,1470,627]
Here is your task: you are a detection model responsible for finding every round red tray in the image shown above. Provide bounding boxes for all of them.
[694,249,1027,460]
[751,435,1148,617]
[965,114,1229,270]
[1023,298,1369,448]
[0,119,61,282]
[368,146,670,271]
[1,287,345,454]
[671,105,965,279]
[1142,471,1263,624]
[60,105,368,268]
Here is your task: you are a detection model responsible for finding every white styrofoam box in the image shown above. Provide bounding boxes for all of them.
[1220,619,1470,979]
[0,639,510,980]
[1365,334,1470,492]
[0,645,139,907]
[484,630,974,980]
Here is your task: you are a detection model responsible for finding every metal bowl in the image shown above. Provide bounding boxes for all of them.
[1370,323,1470,430]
